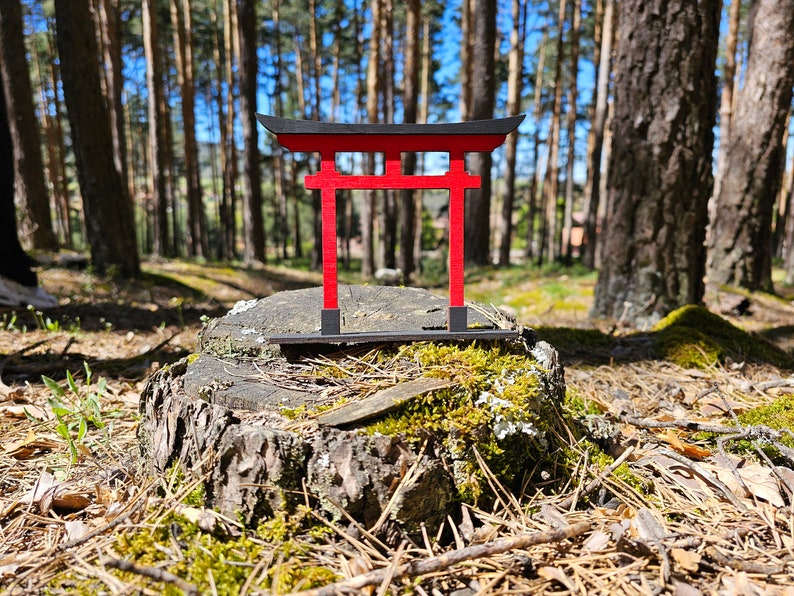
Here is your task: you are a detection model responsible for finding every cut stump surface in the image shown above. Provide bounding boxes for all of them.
[138,285,565,536]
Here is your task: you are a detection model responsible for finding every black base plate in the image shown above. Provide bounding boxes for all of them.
[268,328,518,345]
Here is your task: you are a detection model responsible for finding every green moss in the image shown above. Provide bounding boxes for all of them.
[50,507,338,594]
[736,394,794,461]
[652,305,793,369]
[360,341,566,503]
[653,326,724,369]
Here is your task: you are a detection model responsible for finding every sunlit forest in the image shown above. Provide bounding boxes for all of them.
[2,0,794,321]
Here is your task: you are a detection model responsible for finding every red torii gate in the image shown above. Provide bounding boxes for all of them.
[257,113,524,343]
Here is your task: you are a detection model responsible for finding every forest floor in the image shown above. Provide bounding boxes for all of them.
[1,258,794,595]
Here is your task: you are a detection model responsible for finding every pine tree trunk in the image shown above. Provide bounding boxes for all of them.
[498,0,525,267]
[414,18,431,273]
[524,29,547,262]
[774,114,791,258]
[711,0,741,206]
[54,0,140,278]
[783,151,794,284]
[592,0,720,326]
[581,0,615,269]
[706,0,794,292]
[562,0,581,265]
[33,44,71,248]
[464,0,497,266]
[96,0,129,202]
[362,0,382,277]
[399,0,421,280]
[379,0,397,270]
[459,0,473,121]
[223,0,238,259]
[271,0,288,261]
[541,0,567,265]
[171,0,208,259]
[45,27,74,248]
[143,0,170,257]
[0,0,58,251]
[237,0,265,264]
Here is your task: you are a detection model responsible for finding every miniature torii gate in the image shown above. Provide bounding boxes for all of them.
[257,113,525,343]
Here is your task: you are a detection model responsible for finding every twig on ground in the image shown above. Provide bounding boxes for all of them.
[618,411,794,466]
[102,556,199,595]
[293,521,591,596]
[556,446,635,511]
[705,546,787,575]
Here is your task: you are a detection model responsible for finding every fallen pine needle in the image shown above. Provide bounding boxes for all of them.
[293,521,592,596]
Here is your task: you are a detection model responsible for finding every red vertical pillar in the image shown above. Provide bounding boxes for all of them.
[319,153,340,334]
[447,151,467,331]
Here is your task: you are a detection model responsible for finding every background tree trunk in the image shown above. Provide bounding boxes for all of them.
[362,0,381,278]
[541,0,567,265]
[0,67,39,286]
[0,0,58,251]
[237,0,265,264]
[379,0,397,270]
[143,0,170,257]
[464,0,497,266]
[498,0,526,267]
[399,0,421,281]
[525,29,547,262]
[171,0,209,259]
[706,0,794,292]
[592,0,720,326]
[459,0,473,122]
[96,0,129,202]
[562,0,581,265]
[54,0,140,278]
[581,0,615,269]
[711,0,741,206]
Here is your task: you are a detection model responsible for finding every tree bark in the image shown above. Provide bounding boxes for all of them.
[0,67,39,286]
[143,0,170,257]
[459,0,473,122]
[541,0,567,265]
[592,0,720,326]
[171,0,209,259]
[96,0,129,202]
[379,0,397,270]
[223,0,239,259]
[0,0,58,251]
[464,0,497,266]
[524,28,547,262]
[562,0,581,265]
[711,0,741,206]
[581,0,615,269]
[237,0,265,264]
[271,0,288,261]
[362,0,381,277]
[399,0,421,280]
[706,0,794,292]
[497,0,526,267]
[54,0,140,278]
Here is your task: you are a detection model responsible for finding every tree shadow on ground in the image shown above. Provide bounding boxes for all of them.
[536,305,794,371]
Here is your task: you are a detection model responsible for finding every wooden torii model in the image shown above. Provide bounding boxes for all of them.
[257,113,525,344]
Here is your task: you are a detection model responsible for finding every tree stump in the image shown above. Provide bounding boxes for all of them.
[138,285,565,537]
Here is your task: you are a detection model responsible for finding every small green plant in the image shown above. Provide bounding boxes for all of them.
[27,304,61,332]
[1,311,22,332]
[42,362,108,463]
